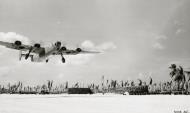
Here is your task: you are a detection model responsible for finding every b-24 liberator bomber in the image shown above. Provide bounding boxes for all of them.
[0,40,99,63]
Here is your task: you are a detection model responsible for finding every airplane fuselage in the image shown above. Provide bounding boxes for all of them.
[21,45,58,62]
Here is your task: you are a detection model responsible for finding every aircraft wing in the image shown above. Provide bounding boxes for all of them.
[54,48,100,55]
[0,40,44,54]
[0,41,31,51]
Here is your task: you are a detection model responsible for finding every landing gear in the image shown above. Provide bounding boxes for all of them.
[30,55,34,62]
[19,51,34,61]
[25,47,33,60]
[62,57,65,63]
[61,53,65,63]
[25,54,30,60]
[19,51,22,61]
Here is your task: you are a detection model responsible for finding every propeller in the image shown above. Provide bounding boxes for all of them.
[25,46,33,60]
[60,52,65,63]
[54,41,67,63]
[54,41,67,49]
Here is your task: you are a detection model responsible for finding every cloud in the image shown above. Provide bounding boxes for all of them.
[81,40,95,49]
[152,42,164,50]
[174,20,183,26]
[0,32,32,60]
[154,35,168,40]
[136,30,167,50]
[175,28,185,35]
[56,40,117,66]
[81,40,117,51]
[153,35,167,50]
[97,42,117,51]
[0,32,31,44]
[151,34,168,50]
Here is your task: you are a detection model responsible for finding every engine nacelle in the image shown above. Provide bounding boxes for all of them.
[76,48,82,52]
[60,46,67,51]
[55,41,61,48]
[34,43,41,48]
[14,40,22,46]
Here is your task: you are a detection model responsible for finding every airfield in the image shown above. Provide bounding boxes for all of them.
[0,94,190,113]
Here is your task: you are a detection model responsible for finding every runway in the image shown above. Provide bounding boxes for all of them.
[0,94,190,113]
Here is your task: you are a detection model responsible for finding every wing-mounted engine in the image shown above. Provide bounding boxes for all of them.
[76,48,82,52]
[55,41,61,50]
[34,43,41,48]
[60,46,67,51]
[14,40,26,49]
[75,47,100,54]
[14,40,22,46]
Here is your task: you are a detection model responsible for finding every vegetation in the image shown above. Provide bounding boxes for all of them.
[0,64,190,95]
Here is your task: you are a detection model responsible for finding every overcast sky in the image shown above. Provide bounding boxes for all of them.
[0,0,190,85]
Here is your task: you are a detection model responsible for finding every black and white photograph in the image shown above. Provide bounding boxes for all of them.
[0,0,190,113]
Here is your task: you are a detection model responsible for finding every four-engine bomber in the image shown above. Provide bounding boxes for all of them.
[0,40,100,63]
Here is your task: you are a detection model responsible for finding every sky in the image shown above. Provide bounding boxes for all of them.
[0,0,190,85]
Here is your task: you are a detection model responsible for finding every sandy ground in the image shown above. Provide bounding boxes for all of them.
[0,94,190,113]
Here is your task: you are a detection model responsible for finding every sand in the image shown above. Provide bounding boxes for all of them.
[0,94,189,113]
